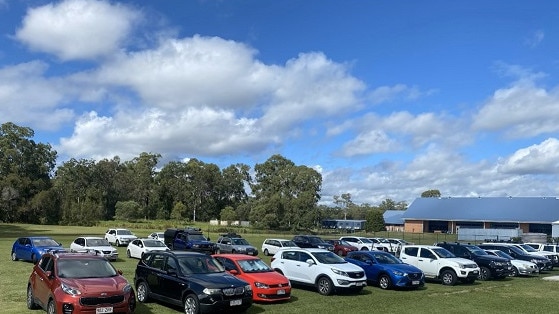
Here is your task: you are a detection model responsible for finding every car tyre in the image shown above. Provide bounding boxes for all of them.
[511,266,519,277]
[136,281,150,303]
[337,250,344,256]
[478,267,491,281]
[378,274,392,290]
[441,269,457,286]
[11,251,18,261]
[47,299,56,314]
[116,240,120,247]
[31,253,37,264]
[126,250,131,258]
[183,293,200,314]
[264,249,269,256]
[215,248,221,254]
[317,276,334,295]
[361,247,369,251]
[27,285,39,309]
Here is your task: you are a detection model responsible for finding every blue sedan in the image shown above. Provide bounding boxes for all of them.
[346,250,424,290]
[11,236,66,263]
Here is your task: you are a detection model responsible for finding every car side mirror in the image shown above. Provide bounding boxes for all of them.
[365,259,374,265]
[228,269,239,275]
[306,259,315,265]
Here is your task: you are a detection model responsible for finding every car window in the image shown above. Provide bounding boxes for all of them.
[312,251,346,264]
[178,255,224,274]
[403,247,418,257]
[87,238,110,246]
[165,256,178,272]
[281,240,296,247]
[150,254,166,270]
[144,240,167,247]
[39,256,53,272]
[232,238,249,245]
[374,253,401,264]
[215,257,239,272]
[238,259,271,273]
[32,238,59,247]
[419,248,436,259]
[58,258,117,278]
[282,251,298,261]
[298,251,313,262]
[432,247,455,258]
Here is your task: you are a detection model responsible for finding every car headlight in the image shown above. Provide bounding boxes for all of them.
[123,284,132,293]
[391,270,405,276]
[203,288,222,295]
[245,284,252,291]
[331,268,349,277]
[530,259,539,263]
[254,282,269,289]
[61,283,81,296]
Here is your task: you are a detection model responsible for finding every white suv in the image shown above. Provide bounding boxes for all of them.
[339,236,375,251]
[261,238,299,256]
[271,248,367,295]
[399,245,480,285]
[105,228,138,247]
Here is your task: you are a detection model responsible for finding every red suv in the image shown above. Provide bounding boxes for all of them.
[27,252,136,314]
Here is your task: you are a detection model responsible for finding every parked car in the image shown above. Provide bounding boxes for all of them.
[478,243,552,271]
[399,245,480,285]
[134,251,252,313]
[164,227,216,254]
[147,231,165,243]
[325,239,358,256]
[512,243,559,267]
[105,228,138,247]
[126,238,169,259]
[261,238,299,256]
[338,236,375,251]
[11,236,66,263]
[270,248,366,295]
[70,237,118,261]
[368,237,397,253]
[292,235,334,251]
[484,249,539,276]
[435,242,513,280]
[213,254,291,302]
[216,233,258,255]
[27,252,136,314]
[345,250,424,290]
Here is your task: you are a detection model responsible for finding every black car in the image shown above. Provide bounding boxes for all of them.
[134,251,252,313]
[477,243,553,271]
[436,242,513,280]
[292,235,334,251]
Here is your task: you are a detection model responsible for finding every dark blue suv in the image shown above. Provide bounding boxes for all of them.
[164,228,216,254]
[134,251,252,313]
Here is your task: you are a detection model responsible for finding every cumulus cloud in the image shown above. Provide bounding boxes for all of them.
[497,138,559,174]
[15,0,141,60]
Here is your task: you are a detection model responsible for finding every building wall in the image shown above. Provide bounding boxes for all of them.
[519,223,529,233]
[386,224,404,232]
[404,220,424,233]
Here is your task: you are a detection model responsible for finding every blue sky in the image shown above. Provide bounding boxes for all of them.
[2,0,559,206]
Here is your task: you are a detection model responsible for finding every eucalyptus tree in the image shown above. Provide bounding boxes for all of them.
[121,152,161,219]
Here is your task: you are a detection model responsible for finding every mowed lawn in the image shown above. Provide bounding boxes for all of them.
[2,223,558,314]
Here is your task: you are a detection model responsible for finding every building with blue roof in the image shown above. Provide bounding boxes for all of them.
[402,196,559,235]
[383,210,405,232]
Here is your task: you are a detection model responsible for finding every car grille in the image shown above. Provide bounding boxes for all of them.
[102,251,113,255]
[347,271,365,279]
[80,295,124,306]
[464,264,478,269]
[222,286,246,296]
[261,292,291,299]
[407,272,422,280]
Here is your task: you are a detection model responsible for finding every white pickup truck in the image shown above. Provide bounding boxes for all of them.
[399,245,480,285]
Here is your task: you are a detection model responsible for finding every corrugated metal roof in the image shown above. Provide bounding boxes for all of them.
[383,210,405,225]
[402,197,559,223]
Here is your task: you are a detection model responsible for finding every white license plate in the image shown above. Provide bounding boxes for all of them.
[277,289,285,295]
[96,307,113,314]
[230,299,242,306]
[355,282,365,286]
[412,280,420,285]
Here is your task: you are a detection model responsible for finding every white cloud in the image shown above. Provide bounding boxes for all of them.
[524,30,544,48]
[497,138,559,174]
[15,0,141,60]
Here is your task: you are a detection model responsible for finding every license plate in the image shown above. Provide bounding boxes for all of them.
[277,289,285,295]
[412,280,420,285]
[96,307,113,314]
[230,299,242,306]
[355,281,365,286]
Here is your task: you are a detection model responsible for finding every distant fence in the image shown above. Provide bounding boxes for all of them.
[457,227,521,242]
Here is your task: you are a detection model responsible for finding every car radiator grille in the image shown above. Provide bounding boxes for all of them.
[80,295,124,306]
[407,273,422,280]
[347,271,365,279]
[222,287,246,296]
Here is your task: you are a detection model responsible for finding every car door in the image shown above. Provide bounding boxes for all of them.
[32,255,55,306]
[416,248,440,277]
[158,255,184,301]
[294,251,316,284]
[145,253,166,296]
[129,240,141,258]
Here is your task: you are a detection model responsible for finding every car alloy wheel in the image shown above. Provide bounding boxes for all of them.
[183,294,199,314]
[47,299,56,314]
[441,270,457,285]
[317,276,334,295]
[264,249,269,256]
[478,267,491,281]
[378,274,392,290]
[11,252,18,261]
[136,282,150,303]
[116,240,120,247]
[27,286,38,309]
[126,250,131,258]
[511,267,519,277]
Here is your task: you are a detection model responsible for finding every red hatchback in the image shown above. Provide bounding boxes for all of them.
[27,252,136,314]
[213,254,291,302]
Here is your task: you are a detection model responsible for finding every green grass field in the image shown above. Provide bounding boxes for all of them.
[2,223,558,314]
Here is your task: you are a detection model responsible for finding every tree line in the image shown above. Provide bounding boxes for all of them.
[0,122,431,231]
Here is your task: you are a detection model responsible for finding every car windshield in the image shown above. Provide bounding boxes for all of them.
[339,240,352,246]
[156,233,164,238]
[237,259,272,273]
[86,239,110,247]
[373,253,403,264]
[359,238,373,243]
[116,230,133,235]
[465,246,488,255]
[188,234,207,241]
[32,238,59,247]
[57,259,117,278]
[519,244,537,252]
[144,240,167,247]
[376,238,390,243]
[232,238,249,245]
[178,256,225,274]
[432,247,456,258]
[311,251,346,264]
[491,250,513,260]
[309,237,325,244]
[281,240,297,247]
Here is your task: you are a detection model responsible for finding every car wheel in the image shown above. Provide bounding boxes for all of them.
[27,285,38,309]
[231,250,236,254]
[47,299,56,314]
[116,240,120,247]
[441,270,457,286]
[378,274,392,290]
[512,266,519,277]
[136,281,150,303]
[126,250,131,258]
[337,250,344,256]
[11,251,18,261]
[215,248,221,254]
[264,249,269,256]
[361,247,369,251]
[183,293,200,314]
[317,276,334,295]
[31,254,37,264]
[478,267,491,281]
